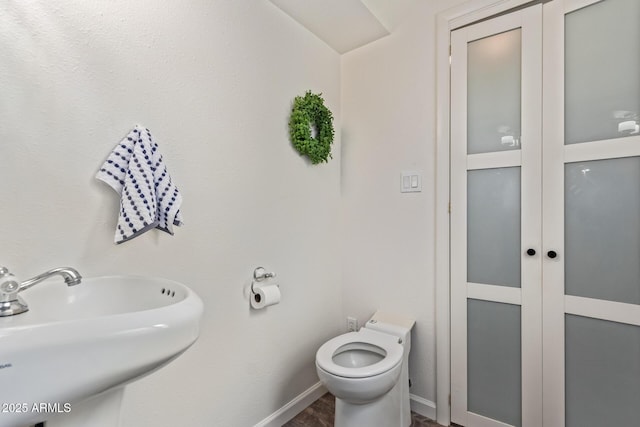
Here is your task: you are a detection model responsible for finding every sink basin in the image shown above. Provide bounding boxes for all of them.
[0,275,203,427]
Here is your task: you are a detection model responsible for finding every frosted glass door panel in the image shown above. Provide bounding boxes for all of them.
[468,167,521,287]
[565,314,640,427]
[468,29,522,154]
[565,157,640,304]
[468,299,522,427]
[565,0,640,145]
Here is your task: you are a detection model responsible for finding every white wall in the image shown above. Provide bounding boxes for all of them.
[0,1,342,426]
[340,0,467,410]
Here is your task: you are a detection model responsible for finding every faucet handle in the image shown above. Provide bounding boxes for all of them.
[0,269,20,302]
[0,279,19,294]
[0,270,28,315]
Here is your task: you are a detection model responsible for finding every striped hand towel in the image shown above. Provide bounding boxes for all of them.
[96,125,183,244]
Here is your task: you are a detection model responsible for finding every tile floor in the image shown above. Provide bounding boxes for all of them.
[283,393,445,427]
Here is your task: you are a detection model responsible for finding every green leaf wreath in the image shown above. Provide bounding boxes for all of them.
[289,91,335,164]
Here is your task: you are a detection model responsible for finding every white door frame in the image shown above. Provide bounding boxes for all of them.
[435,1,535,425]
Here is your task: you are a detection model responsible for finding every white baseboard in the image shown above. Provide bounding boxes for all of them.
[254,382,327,427]
[254,384,436,427]
[410,393,437,422]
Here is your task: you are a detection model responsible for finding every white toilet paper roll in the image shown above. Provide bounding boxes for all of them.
[251,284,281,309]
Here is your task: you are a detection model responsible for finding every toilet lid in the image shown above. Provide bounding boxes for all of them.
[316,328,403,378]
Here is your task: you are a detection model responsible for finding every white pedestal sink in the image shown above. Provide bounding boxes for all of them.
[0,275,203,427]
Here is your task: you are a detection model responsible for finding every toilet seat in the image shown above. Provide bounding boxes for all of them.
[316,328,403,379]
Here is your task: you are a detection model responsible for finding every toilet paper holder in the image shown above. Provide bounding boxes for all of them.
[253,267,276,281]
[251,267,276,294]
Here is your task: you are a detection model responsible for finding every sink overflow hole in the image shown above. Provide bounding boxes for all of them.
[160,288,176,298]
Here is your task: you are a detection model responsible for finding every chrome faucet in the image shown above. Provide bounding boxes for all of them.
[0,266,82,317]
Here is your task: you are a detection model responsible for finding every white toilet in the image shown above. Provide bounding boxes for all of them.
[315,311,415,427]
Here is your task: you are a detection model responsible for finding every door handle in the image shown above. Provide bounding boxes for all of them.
[526,248,536,256]
[547,250,558,259]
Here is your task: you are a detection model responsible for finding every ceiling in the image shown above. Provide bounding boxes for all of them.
[269,0,417,54]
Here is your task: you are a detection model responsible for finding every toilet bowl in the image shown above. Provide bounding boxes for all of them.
[315,312,415,427]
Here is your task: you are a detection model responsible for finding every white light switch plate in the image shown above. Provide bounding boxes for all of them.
[401,171,421,193]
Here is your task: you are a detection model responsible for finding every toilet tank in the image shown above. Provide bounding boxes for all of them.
[364,311,415,349]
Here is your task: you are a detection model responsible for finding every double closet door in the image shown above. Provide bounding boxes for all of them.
[450,0,640,426]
